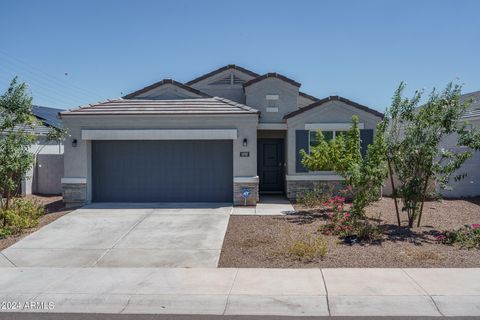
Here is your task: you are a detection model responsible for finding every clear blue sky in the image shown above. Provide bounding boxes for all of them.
[1,0,479,111]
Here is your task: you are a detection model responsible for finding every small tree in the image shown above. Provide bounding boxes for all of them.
[301,116,387,217]
[384,82,480,227]
[0,77,37,214]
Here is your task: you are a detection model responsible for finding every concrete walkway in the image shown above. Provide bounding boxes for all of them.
[232,195,295,215]
[1,203,231,268]
[0,267,479,316]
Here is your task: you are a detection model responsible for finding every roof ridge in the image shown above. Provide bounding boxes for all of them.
[243,73,301,88]
[284,95,383,119]
[186,64,260,85]
[122,79,211,99]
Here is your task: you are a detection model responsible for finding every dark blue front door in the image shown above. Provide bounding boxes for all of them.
[257,139,284,193]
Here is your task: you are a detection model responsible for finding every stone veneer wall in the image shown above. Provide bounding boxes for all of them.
[286,180,345,200]
[233,181,259,206]
[62,183,87,207]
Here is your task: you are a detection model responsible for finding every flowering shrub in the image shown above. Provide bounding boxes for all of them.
[319,190,382,242]
[436,224,480,249]
[319,193,354,237]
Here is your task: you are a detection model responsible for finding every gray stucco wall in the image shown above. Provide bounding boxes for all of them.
[34,154,64,194]
[286,100,381,176]
[190,69,255,104]
[245,78,299,123]
[62,114,258,203]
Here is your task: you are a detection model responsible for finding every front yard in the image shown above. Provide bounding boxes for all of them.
[0,195,72,251]
[219,197,480,268]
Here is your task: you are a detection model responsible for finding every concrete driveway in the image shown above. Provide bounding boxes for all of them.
[1,203,232,268]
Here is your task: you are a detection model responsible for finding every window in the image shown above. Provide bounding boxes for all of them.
[309,130,346,150]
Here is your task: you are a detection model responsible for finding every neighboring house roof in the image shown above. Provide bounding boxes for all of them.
[61,97,259,116]
[243,73,301,88]
[32,105,64,129]
[461,91,480,119]
[186,64,260,85]
[122,79,211,99]
[283,95,384,119]
[1,105,63,135]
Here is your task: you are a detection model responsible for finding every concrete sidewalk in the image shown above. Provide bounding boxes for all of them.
[0,268,479,316]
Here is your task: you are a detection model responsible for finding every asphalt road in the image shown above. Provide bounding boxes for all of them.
[0,314,478,320]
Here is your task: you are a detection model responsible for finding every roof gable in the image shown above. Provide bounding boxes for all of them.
[122,79,210,99]
[243,73,301,89]
[284,96,383,119]
[186,64,260,86]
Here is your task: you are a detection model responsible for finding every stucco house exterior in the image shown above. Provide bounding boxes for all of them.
[0,105,64,196]
[439,91,480,198]
[60,65,383,207]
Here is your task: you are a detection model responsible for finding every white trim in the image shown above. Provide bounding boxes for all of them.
[61,177,87,184]
[305,123,365,130]
[266,107,279,113]
[234,176,259,183]
[257,123,287,130]
[286,174,344,181]
[81,129,238,140]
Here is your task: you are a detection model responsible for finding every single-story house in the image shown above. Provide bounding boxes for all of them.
[23,105,64,196]
[60,65,383,206]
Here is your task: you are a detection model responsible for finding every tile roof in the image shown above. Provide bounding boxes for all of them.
[284,95,384,119]
[122,79,211,99]
[61,97,259,116]
[461,91,480,119]
[243,73,301,88]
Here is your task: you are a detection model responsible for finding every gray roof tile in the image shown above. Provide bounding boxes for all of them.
[61,97,259,116]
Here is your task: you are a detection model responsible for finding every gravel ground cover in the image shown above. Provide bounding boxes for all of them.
[219,197,480,268]
[0,195,72,250]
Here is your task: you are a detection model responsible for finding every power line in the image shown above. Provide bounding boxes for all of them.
[0,50,105,100]
[0,73,76,108]
[0,66,86,107]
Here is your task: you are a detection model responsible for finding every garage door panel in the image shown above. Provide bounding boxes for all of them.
[92,140,233,202]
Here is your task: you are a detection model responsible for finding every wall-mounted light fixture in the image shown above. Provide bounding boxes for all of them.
[72,139,78,148]
[243,138,248,147]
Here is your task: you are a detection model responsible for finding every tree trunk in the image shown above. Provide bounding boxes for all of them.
[387,159,401,226]
[417,174,430,227]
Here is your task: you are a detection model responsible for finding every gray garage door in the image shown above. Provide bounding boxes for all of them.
[92,140,233,202]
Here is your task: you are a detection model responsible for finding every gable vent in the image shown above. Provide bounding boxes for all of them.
[233,75,245,84]
[210,74,246,85]
[211,76,231,85]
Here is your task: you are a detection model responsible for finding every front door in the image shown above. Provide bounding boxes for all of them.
[257,139,284,193]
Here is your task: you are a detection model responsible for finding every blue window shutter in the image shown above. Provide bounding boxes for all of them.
[360,129,374,158]
[296,130,309,172]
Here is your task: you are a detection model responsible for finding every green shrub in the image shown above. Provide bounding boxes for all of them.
[297,183,337,208]
[287,234,328,262]
[437,224,480,249]
[1,198,44,235]
[0,227,12,239]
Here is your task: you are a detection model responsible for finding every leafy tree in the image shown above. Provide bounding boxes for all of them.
[301,116,387,217]
[384,82,480,227]
[0,77,37,214]
[0,77,66,225]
